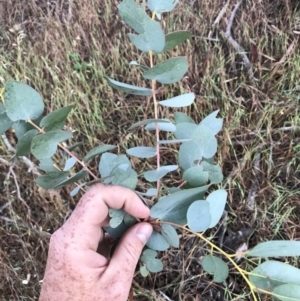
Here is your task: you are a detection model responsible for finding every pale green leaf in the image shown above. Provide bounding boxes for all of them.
[128,18,165,53]
[106,77,152,96]
[15,129,39,156]
[158,93,195,107]
[126,146,156,158]
[109,208,125,228]
[140,265,150,277]
[129,119,170,130]
[35,171,69,189]
[0,103,13,134]
[249,261,300,291]
[207,190,227,228]
[161,224,179,248]
[187,200,211,232]
[40,105,73,132]
[146,231,170,251]
[201,161,223,184]
[163,30,192,52]
[201,255,229,283]
[144,165,178,182]
[63,157,77,171]
[148,0,179,13]
[200,110,223,135]
[273,284,300,301]
[70,183,86,197]
[182,165,209,187]
[247,241,300,257]
[118,0,150,34]
[145,121,176,132]
[143,57,188,84]
[31,130,72,160]
[83,144,116,162]
[4,81,44,122]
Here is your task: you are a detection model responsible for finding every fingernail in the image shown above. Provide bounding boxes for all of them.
[135,224,153,244]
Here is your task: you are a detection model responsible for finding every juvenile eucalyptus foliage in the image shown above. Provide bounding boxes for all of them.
[1,0,300,299]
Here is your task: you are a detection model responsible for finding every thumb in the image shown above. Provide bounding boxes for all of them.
[108,223,152,276]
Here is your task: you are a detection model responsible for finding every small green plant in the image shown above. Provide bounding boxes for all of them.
[1,0,300,300]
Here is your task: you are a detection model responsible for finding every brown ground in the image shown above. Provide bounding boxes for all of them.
[0,0,300,300]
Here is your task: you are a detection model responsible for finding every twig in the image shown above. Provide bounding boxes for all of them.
[223,0,254,81]
[247,144,263,208]
[208,0,230,39]
[0,216,51,237]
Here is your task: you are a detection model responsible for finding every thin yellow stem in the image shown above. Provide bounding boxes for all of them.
[160,220,258,301]
[27,119,98,180]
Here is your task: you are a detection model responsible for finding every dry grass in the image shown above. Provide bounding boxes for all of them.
[0,0,300,300]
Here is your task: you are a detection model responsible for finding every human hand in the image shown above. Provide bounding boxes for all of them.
[39,184,152,301]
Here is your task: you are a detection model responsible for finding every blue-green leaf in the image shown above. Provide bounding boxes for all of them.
[106,77,152,96]
[191,124,217,159]
[140,249,163,273]
[70,183,86,197]
[63,157,77,171]
[99,153,117,178]
[128,18,165,53]
[273,284,300,301]
[0,103,13,134]
[126,146,156,158]
[140,265,150,277]
[12,118,42,139]
[144,165,178,182]
[137,188,157,197]
[143,57,188,84]
[201,161,223,184]
[174,122,197,139]
[118,0,150,34]
[201,255,229,283]
[109,208,125,228]
[146,231,170,251]
[179,140,202,171]
[158,93,195,107]
[148,0,179,13]
[129,119,170,130]
[163,30,192,52]
[161,224,179,248]
[145,121,176,132]
[151,186,210,224]
[83,144,116,162]
[174,112,195,124]
[158,139,191,144]
[112,166,138,190]
[67,141,84,151]
[31,130,72,160]
[200,110,223,135]
[129,61,149,72]
[38,158,58,172]
[4,81,44,122]
[35,171,70,189]
[53,170,88,189]
[182,166,209,187]
[206,190,227,228]
[249,261,300,291]
[40,105,73,132]
[187,200,211,232]
[247,241,300,257]
[15,129,39,156]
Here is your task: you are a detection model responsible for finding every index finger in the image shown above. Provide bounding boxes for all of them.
[62,184,150,250]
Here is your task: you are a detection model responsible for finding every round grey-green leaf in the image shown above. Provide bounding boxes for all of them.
[183,165,209,187]
[146,231,170,251]
[109,208,125,228]
[161,224,179,248]
[4,81,44,122]
[31,130,72,160]
[187,200,211,232]
[273,284,300,301]
[201,255,229,283]
[15,129,39,156]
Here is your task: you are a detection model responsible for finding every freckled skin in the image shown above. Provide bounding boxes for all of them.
[39,184,152,301]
